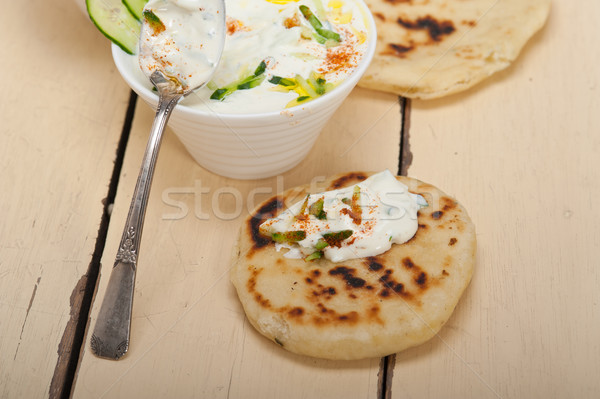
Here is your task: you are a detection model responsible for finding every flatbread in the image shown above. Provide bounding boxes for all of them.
[358,0,551,99]
[230,172,476,360]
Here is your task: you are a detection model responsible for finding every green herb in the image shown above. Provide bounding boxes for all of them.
[269,76,296,86]
[210,60,268,101]
[299,5,341,44]
[271,230,306,243]
[309,198,327,220]
[305,250,323,261]
[210,88,228,100]
[309,75,327,95]
[142,9,165,33]
[296,195,310,220]
[350,185,362,224]
[322,230,353,247]
[236,77,263,90]
[254,60,267,76]
[311,33,327,44]
[315,238,329,250]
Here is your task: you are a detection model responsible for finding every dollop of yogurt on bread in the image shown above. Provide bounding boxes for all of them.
[260,170,428,262]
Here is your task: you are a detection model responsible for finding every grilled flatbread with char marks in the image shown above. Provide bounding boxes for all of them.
[230,172,476,360]
[358,0,551,99]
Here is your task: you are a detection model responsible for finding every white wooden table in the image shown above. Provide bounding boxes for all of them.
[1,1,599,398]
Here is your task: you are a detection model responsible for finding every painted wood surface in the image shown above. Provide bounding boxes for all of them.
[3,0,599,397]
[391,1,600,398]
[72,87,400,398]
[0,2,131,398]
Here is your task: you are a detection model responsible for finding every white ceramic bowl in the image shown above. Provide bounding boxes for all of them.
[112,9,376,180]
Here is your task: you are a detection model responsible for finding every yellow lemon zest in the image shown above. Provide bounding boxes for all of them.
[327,1,352,25]
[330,10,352,24]
[351,26,366,44]
[292,86,309,97]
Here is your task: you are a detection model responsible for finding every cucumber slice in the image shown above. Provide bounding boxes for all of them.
[86,0,141,55]
[123,0,149,20]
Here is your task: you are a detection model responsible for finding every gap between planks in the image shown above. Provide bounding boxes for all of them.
[379,96,411,399]
[49,92,138,399]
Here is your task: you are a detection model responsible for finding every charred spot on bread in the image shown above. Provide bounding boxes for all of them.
[373,12,386,21]
[328,172,368,190]
[383,43,415,58]
[401,257,429,290]
[311,303,360,326]
[247,267,272,308]
[415,272,427,287]
[431,210,443,220]
[288,307,305,317]
[329,266,367,288]
[338,312,359,322]
[402,257,415,269]
[366,257,384,271]
[309,286,337,300]
[248,197,284,251]
[396,15,456,43]
[441,197,457,211]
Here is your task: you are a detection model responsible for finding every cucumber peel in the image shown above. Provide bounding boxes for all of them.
[210,60,268,101]
[123,0,149,20]
[268,76,296,87]
[86,0,141,54]
[299,5,341,44]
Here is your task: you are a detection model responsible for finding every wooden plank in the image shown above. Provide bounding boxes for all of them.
[0,3,133,398]
[73,87,400,398]
[389,1,600,397]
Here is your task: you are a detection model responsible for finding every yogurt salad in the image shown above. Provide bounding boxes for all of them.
[137,0,373,113]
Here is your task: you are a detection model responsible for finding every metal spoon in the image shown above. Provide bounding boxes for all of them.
[91,1,225,360]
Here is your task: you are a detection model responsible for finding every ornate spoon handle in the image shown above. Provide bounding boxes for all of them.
[91,75,182,360]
